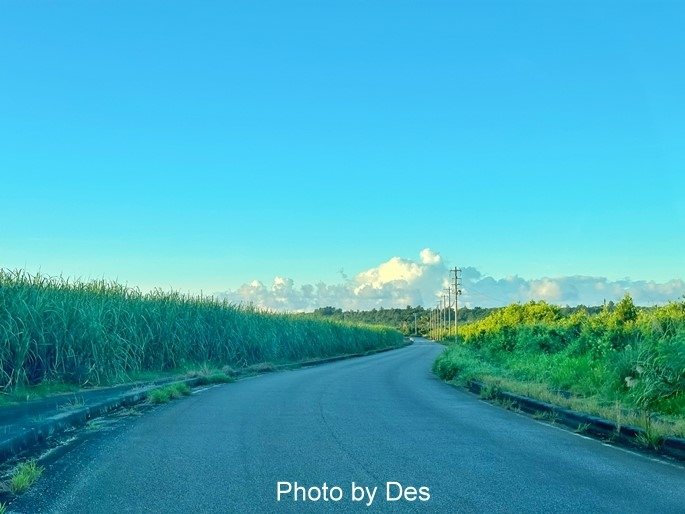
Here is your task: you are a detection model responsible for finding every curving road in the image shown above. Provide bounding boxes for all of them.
[11,339,685,513]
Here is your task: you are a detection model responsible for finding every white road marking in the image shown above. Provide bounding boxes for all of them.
[191,385,219,395]
[479,397,685,471]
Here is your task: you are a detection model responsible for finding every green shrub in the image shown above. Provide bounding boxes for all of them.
[434,296,685,419]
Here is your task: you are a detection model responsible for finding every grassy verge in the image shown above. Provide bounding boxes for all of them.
[0,343,400,409]
[0,381,81,407]
[432,295,685,440]
[8,460,44,494]
[0,269,403,393]
[147,383,191,404]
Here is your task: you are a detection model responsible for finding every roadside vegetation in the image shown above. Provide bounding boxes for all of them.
[432,295,685,439]
[0,270,402,394]
[148,383,191,404]
[8,460,43,494]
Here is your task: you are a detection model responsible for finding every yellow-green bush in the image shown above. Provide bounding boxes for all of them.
[434,295,685,416]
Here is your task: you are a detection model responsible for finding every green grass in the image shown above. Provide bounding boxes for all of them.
[636,419,664,449]
[168,382,191,398]
[186,364,237,385]
[0,502,6,514]
[0,269,402,392]
[195,372,235,385]
[147,387,172,404]
[57,395,86,410]
[9,459,44,494]
[574,423,591,434]
[495,397,517,412]
[532,410,559,423]
[247,362,276,374]
[433,295,685,439]
[0,381,81,407]
[147,383,191,404]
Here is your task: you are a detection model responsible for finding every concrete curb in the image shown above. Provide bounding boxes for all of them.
[0,341,410,464]
[0,377,202,463]
[466,380,685,462]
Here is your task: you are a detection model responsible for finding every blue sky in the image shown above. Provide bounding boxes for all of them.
[1,1,683,306]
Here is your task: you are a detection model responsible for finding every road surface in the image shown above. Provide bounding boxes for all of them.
[10,339,685,513]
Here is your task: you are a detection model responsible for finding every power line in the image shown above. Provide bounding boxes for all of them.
[463,286,508,305]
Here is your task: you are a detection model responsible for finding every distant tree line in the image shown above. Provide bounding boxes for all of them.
[310,305,496,335]
[310,302,637,335]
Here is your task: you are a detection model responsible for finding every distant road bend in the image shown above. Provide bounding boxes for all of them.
[13,339,685,513]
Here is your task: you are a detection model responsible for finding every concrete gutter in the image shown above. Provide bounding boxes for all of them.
[0,377,203,463]
[0,340,410,463]
[466,380,685,462]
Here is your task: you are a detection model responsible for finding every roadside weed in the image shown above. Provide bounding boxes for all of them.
[636,417,663,449]
[533,410,559,424]
[575,423,591,434]
[148,383,191,404]
[480,384,500,401]
[57,396,85,411]
[10,460,44,494]
[496,398,517,411]
[190,367,236,385]
[168,383,191,398]
[148,388,171,404]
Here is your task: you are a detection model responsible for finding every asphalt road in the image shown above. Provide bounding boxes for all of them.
[10,339,685,513]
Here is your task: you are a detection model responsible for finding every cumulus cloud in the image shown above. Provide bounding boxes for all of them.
[456,270,684,308]
[419,248,442,265]
[214,249,684,311]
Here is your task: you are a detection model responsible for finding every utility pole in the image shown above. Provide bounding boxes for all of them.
[436,301,442,341]
[450,267,462,339]
[441,294,446,338]
[444,287,452,338]
[413,313,417,336]
[432,307,435,336]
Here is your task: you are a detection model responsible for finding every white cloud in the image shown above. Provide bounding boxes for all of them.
[459,273,685,308]
[419,248,442,265]
[214,249,684,311]
[530,279,562,301]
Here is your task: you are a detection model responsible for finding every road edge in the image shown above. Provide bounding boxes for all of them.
[458,379,685,462]
[0,339,412,463]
